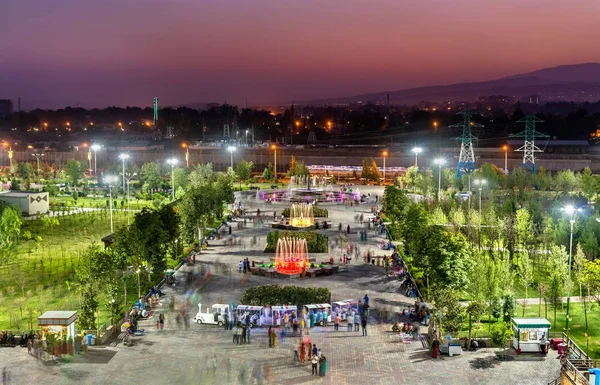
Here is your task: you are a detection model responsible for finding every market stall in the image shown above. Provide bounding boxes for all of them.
[511,317,551,353]
[271,305,297,326]
[304,304,332,325]
[236,305,265,326]
[38,311,78,340]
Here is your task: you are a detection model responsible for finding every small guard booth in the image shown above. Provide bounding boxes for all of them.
[38,311,78,340]
[511,317,551,353]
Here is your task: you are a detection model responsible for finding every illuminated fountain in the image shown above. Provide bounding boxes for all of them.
[274,237,309,275]
[289,203,315,228]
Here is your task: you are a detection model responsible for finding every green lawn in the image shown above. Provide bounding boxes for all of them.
[51,195,156,210]
[0,209,176,331]
[457,302,600,359]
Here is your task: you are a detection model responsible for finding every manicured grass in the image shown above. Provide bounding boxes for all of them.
[51,195,156,210]
[457,302,600,359]
[0,209,164,331]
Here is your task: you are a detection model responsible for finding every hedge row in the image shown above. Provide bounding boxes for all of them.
[281,206,329,218]
[239,285,330,308]
[265,230,328,253]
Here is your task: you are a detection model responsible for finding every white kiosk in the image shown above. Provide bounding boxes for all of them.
[511,318,551,353]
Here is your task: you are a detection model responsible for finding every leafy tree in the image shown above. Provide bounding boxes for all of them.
[579,167,597,199]
[479,163,502,190]
[235,160,254,182]
[436,289,465,336]
[581,259,600,303]
[402,166,419,190]
[189,163,214,187]
[573,243,586,298]
[534,167,552,190]
[76,245,116,329]
[288,156,297,176]
[502,294,515,323]
[0,202,22,264]
[547,245,568,331]
[518,252,534,316]
[16,162,34,180]
[173,167,189,191]
[295,161,310,177]
[140,162,163,192]
[65,159,84,185]
[262,162,273,181]
[466,301,486,344]
[555,170,578,192]
[490,322,514,358]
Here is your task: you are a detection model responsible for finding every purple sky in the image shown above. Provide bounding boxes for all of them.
[2,0,600,109]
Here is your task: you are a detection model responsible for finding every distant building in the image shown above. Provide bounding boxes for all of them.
[0,99,13,117]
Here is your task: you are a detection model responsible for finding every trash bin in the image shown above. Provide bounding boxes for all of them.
[557,342,566,355]
[86,334,95,346]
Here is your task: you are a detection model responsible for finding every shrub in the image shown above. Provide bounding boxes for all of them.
[264,230,328,253]
[240,285,330,308]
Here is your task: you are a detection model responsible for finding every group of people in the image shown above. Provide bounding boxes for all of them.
[238,258,251,274]
[232,323,251,345]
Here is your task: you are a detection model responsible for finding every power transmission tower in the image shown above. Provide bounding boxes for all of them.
[451,110,483,179]
[153,97,159,124]
[307,131,317,144]
[510,115,548,173]
[223,124,231,139]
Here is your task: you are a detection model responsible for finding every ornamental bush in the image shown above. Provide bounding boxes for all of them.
[264,230,328,253]
[240,285,330,308]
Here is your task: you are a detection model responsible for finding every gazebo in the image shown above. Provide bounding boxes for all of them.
[38,311,78,339]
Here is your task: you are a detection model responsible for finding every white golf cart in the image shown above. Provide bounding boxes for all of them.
[193,303,231,326]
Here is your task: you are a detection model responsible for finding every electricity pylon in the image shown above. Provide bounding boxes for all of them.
[451,110,483,178]
[510,115,548,173]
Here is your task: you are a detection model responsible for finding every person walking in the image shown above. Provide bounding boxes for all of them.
[223,313,229,331]
[159,313,164,331]
[311,355,319,375]
[361,316,368,336]
[334,313,341,331]
[312,343,318,358]
[354,312,361,332]
[347,224,350,234]
[299,341,306,362]
[268,326,273,348]
[347,311,354,331]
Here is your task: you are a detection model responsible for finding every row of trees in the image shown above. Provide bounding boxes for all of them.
[382,184,600,345]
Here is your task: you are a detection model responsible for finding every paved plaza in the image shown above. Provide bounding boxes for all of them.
[0,186,561,384]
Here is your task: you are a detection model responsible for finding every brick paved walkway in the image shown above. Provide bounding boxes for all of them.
[0,188,561,384]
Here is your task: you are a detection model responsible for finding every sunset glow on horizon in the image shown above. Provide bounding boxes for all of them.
[2,0,600,108]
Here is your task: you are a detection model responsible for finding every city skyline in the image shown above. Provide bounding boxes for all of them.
[2,0,600,109]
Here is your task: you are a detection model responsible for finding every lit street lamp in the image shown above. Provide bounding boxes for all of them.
[474,179,487,248]
[182,143,189,168]
[382,151,388,184]
[434,158,446,199]
[412,147,422,168]
[271,144,277,181]
[119,153,129,191]
[502,145,509,175]
[167,158,178,201]
[228,146,236,170]
[31,153,44,174]
[563,205,581,336]
[104,175,118,233]
[91,144,101,176]
[136,268,141,298]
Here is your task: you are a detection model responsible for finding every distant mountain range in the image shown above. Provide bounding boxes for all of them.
[297,63,600,106]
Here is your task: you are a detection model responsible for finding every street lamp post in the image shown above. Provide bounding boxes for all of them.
[474,179,486,248]
[182,144,189,168]
[434,158,446,200]
[91,144,101,176]
[119,153,129,191]
[227,146,235,170]
[105,175,118,233]
[31,153,44,174]
[412,147,422,168]
[502,145,509,175]
[136,268,141,298]
[564,205,581,337]
[271,144,277,182]
[123,172,137,225]
[382,151,388,184]
[167,158,178,201]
